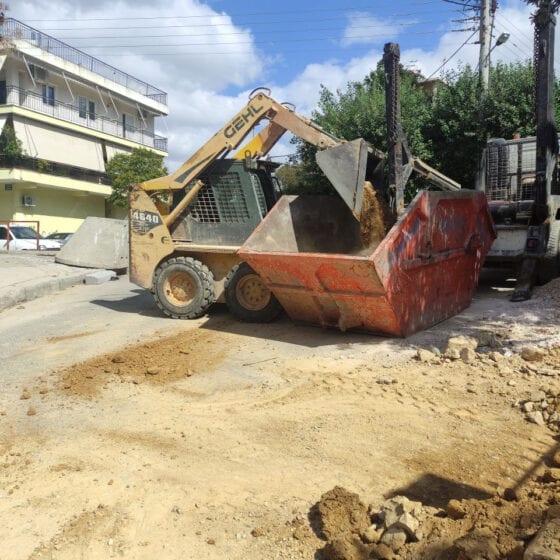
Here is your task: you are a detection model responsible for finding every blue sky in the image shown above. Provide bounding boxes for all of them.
[12,0,537,167]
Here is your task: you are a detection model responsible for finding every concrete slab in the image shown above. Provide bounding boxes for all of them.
[56,217,128,271]
[84,270,117,285]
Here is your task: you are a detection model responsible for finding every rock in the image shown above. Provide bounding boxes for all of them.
[447,527,500,560]
[361,525,382,544]
[394,512,419,539]
[446,499,467,520]
[552,450,560,468]
[476,330,503,348]
[488,351,504,362]
[542,469,560,483]
[417,349,435,362]
[530,390,547,402]
[546,505,560,520]
[524,518,560,559]
[145,367,162,376]
[380,526,408,551]
[523,402,535,413]
[26,406,36,416]
[526,411,546,426]
[251,527,265,538]
[376,376,394,385]
[460,347,477,364]
[521,346,546,363]
[20,390,31,400]
[446,335,478,354]
[503,487,519,502]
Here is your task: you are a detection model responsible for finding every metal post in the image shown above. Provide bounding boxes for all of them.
[511,0,558,302]
[383,43,410,217]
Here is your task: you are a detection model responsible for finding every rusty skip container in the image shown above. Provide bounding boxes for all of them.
[238,191,496,337]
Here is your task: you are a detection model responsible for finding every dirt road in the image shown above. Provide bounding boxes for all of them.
[0,274,559,559]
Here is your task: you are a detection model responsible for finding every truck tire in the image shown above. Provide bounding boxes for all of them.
[537,221,560,285]
[225,262,282,323]
[153,256,216,319]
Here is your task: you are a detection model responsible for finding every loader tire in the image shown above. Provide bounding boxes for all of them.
[225,262,282,323]
[153,256,216,319]
[537,221,560,285]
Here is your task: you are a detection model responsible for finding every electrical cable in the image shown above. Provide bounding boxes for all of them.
[425,27,478,79]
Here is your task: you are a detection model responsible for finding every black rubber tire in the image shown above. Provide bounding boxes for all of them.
[537,221,560,285]
[225,262,282,323]
[153,256,216,319]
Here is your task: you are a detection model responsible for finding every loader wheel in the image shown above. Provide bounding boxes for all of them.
[153,256,216,319]
[225,262,282,323]
[537,221,560,285]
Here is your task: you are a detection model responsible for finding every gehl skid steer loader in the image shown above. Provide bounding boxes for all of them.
[129,88,385,321]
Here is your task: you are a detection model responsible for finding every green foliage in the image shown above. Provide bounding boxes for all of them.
[105,148,167,208]
[427,61,536,187]
[0,122,24,162]
[290,57,552,193]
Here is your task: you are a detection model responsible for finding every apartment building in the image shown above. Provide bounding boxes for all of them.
[0,18,168,235]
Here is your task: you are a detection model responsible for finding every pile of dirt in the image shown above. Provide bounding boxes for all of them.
[533,277,560,304]
[55,329,228,397]
[311,468,560,560]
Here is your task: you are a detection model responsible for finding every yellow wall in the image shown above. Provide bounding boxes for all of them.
[0,183,106,236]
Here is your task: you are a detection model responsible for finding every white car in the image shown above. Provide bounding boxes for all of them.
[0,225,61,251]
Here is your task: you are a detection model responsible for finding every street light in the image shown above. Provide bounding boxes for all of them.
[481,32,510,90]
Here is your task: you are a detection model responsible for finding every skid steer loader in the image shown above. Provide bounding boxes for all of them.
[129,88,385,321]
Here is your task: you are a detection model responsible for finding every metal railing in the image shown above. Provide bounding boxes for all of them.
[1,18,167,104]
[0,154,111,185]
[5,86,167,152]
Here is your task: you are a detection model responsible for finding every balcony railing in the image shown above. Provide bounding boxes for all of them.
[5,86,168,152]
[1,18,168,105]
[0,154,112,186]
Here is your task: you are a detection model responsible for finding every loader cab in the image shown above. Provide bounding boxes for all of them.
[169,158,281,246]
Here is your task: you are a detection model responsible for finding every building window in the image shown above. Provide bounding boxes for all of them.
[78,96,87,118]
[42,84,54,106]
[79,97,96,120]
[122,113,134,138]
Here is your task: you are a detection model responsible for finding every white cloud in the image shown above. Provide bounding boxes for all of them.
[341,12,402,47]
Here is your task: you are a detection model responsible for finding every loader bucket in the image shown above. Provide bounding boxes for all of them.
[316,138,382,219]
[238,191,496,337]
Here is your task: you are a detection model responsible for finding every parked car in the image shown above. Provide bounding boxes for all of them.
[44,232,73,248]
[0,225,61,251]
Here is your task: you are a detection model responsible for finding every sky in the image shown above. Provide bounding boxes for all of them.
[10,0,538,169]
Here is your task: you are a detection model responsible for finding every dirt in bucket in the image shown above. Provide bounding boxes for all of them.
[359,182,395,251]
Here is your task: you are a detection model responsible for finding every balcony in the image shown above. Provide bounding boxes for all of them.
[0,154,111,185]
[1,18,167,105]
[4,86,168,152]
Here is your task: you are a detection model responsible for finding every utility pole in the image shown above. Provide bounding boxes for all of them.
[478,0,492,89]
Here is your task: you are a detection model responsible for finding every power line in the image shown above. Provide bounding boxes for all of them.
[425,27,478,79]
[21,2,444,23]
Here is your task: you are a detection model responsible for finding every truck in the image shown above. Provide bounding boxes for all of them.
[477,135,560,283]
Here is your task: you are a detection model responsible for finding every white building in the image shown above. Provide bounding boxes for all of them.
[0,17,168,236]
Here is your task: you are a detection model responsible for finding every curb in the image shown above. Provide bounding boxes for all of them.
[0,271,98,312]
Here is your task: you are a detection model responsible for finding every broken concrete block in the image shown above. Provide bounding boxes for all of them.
[417,349,435,362]
[84,270,117,285]
[521,346,546,363]
[524,518,560,559]
[380,526,408,551]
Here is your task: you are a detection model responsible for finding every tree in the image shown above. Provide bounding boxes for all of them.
[105,148,167,208]
[287,64,433,197]
[426,61,536,188]
[0,119,24,163]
